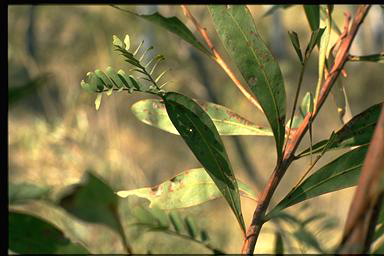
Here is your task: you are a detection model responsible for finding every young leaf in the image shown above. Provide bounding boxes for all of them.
[209,5,286,161]
[332,80,353,125]
[116,168,257,209]
[300,92,314,118]
[111,5,212,56]
[162,92,246,234]
[58,171,127,246]
[112,35,124,48]
[124,34,130,51]
[303,5,320,31]
[131,98,273,136]
[298,102,383,157]
[288,31,303,64]
[95,93,102,110]
[9,183,51,204]
[9,211,89,254]
[266,145,368,221]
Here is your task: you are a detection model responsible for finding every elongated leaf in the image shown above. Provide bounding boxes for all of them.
[9,211,89,254]
[304,28,325,58]
[298,102,383,157]
[162,92,246,234]
[288,31,303,64]
[333,79,353,125]
[58,171,124,239]
[208,5,286,160]
[169,211,184,233]
[349,53,384,63]
[131,98,273,136]
[266,145,368,221]
[117,168,257,209]
[111,5,212,56]
[303,5,320,31]
[9,183,51,204]
[300,92,314,118]
[185,216,198,239]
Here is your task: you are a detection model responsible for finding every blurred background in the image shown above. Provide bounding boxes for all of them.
[8,5,384,253]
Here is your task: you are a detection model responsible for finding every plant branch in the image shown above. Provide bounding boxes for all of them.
[180,5,264,112]
[241,5,371,254]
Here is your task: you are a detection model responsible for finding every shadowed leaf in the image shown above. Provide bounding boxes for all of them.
[9,211,89,254]
[298,103,383,157]
[208,5,286,160]
[267,145,369,220]
[117,168,257,209]
[9,183,51,204]
[288,31,303,63]
[163,92,246,234]
[131,98,273,136]
[274,231,284,254]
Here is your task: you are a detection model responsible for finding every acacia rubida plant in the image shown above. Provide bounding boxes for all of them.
[9,4,384,254]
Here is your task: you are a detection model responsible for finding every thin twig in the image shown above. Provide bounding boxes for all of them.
[180,5,264,112]
[241,5,371,255]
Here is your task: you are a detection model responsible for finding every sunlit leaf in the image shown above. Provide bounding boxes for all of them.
[112,35,124,48]
[298,103,383,157]
[9,211,89,254]
[117,168,257,209]
[111,5,212,56]
[95,93,102,110]
[131,98,273,136]
[9,183,51,204]
[209,5,286,161]
[266,145,368,221]
[303,5,320,31]
[163,92,246,234]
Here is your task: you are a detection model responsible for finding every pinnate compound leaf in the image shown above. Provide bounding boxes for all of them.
[266,145,368,221]
[9,183,51,204]
[131,98,273,136]
[111,6,212,56]
[298,102,383,157]
[58,171,124,238]
[9,211,89,254]
[208,5,286,160]
[303,5,320,31]
[117,168,257,209]
[162,92,246,234]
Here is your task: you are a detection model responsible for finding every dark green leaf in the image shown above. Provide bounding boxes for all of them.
[263,5,295,17]
[9,183,51,204]
[185,216,198,239]
[58,171,123,236]
[303,5,320,31]
[305,28,325,59]
[208,5,286,160]
[274,231,284,254]
[111,5,212,56]
[298,103,383,157]
[288,31,303,64]
[349,53,384,63]
[9,210,89,254]
[106,66,125,89]
[266,145,368,221]
[8,75,48,106]
[163,92,246,234]
[95,69,113,89]
[117,168,257,209]
[200,230,209,242]
[131,98,273,136]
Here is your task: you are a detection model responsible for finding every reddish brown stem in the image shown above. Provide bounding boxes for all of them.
[242,5,371,254]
